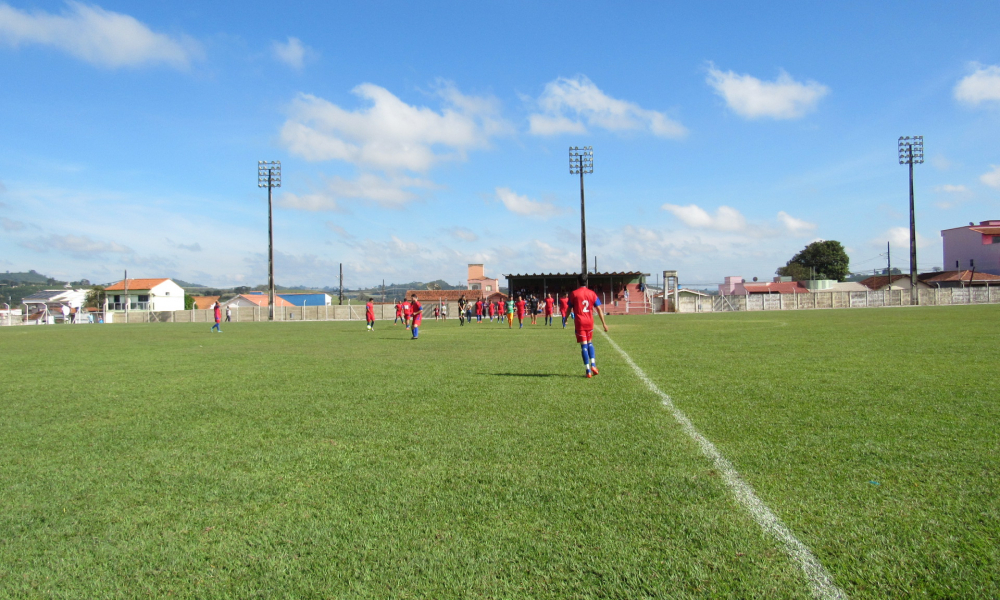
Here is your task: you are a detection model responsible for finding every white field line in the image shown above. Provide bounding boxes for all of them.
[601,332,846,600]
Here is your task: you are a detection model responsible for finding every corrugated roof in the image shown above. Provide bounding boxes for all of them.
[505,271,646,277]
[859,274,911,290]
[969,227,1000,235]
[919,270,1000,283]
[227,294,294,307]
[191,295,220,310]
[105,278,171,291]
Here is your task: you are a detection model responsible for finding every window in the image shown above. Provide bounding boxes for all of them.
[992,236,1000,244]
[113,295,120,303]
[138,295,149,302]
[486,285,493,291]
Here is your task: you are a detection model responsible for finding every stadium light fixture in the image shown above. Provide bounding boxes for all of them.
[569,146,594,286]
[258,160,281,320]
[898,136,923,305]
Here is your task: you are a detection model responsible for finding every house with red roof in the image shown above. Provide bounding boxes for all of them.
[719,276,809,295]
[222,293,294,309]
[104,278,185,311]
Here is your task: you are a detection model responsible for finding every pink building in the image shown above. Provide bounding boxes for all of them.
[941,220,1000,275]
[466,264,500,294]
[719,276,808,295]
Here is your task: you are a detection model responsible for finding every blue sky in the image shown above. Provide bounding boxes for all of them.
[2,1,999,289]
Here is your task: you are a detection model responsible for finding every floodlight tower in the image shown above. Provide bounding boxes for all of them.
[569,146,594,286]
[258,161,281,320]
[898,136,923,305]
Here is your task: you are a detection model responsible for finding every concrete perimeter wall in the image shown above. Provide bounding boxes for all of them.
[104,301,470,324]
[681,287,1000,313]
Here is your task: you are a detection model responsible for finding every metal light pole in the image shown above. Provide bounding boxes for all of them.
[258,161,281,320]
[569,146,594,286]
[898,136,923,305]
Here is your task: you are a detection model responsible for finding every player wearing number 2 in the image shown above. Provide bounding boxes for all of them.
[568,275,608,378]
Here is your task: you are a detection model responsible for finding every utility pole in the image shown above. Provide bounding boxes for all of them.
[381,279,385,303]
[339,263,343,305]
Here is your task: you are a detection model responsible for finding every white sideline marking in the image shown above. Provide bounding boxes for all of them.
[601,332,846,600]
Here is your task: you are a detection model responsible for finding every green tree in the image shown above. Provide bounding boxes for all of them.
[775,262,811,282]
[777,240,850,282]
[184,294,196,310]
[84,286,106,309]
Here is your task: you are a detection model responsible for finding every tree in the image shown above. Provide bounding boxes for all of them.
[775,262,811,282]
[184,294,196,310]
[777,240,850,282]
[84,286,106,309]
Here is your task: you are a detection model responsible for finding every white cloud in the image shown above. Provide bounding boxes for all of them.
[496,187,563,218]
[777,211,816,236]
[662,204,746,231]
[2,217,25,231]
[21,233,133,257]
[954,64,1000,106]
[279,82,508,172]
[279,173,437,211]
[706,63,828,119]
[934,184,970,194]
[528,75,686,138]
[448,227,478,242]
[272,36,309,70]
[881,227,931,249]
[981,165,1000,189]
[0,1,201,69]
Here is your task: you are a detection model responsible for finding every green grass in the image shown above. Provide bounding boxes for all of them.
[1,307,998,598]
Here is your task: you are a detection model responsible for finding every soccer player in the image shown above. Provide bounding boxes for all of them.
[544,293,555,326]
[487,300,495,322]
[365,299,375,331]
[569,275,608,378]
[458,294,467,326]
[394,302,402,325]
[559,294,570,328]
[515,295,526,329]
[403,299,413,329]
[409,294,422,339]
[497,299,506,325]
[528,295,538,325]
[211,301,222,333]
[506,296,515,328]
[475,299,483,323]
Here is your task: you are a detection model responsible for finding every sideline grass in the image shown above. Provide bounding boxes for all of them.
[1,307,998,598]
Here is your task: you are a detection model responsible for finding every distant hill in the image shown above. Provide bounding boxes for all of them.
[0,270,52,284]
[171,278,207,289]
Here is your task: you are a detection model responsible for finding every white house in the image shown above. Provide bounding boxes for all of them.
[104,278,185,311]
[22,289,89,323]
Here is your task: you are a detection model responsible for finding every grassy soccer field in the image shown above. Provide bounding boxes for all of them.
[1,307,998,599]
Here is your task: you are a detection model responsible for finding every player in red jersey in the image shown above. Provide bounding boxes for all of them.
[543,293,555,326]
[475,299,483,323]
[558,294,570,328]
[409,294,422,339]
[402,299,413,328]
[487,300,495,322]
[568,275,608,378]
[514,295,526,329]
[496,299,505,325]
[394,302,402,324]
[365,299,375,331]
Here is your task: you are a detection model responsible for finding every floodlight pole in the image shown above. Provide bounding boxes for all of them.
[898,137,923,305]
[569,146,594,287]
[258,161,281,320]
